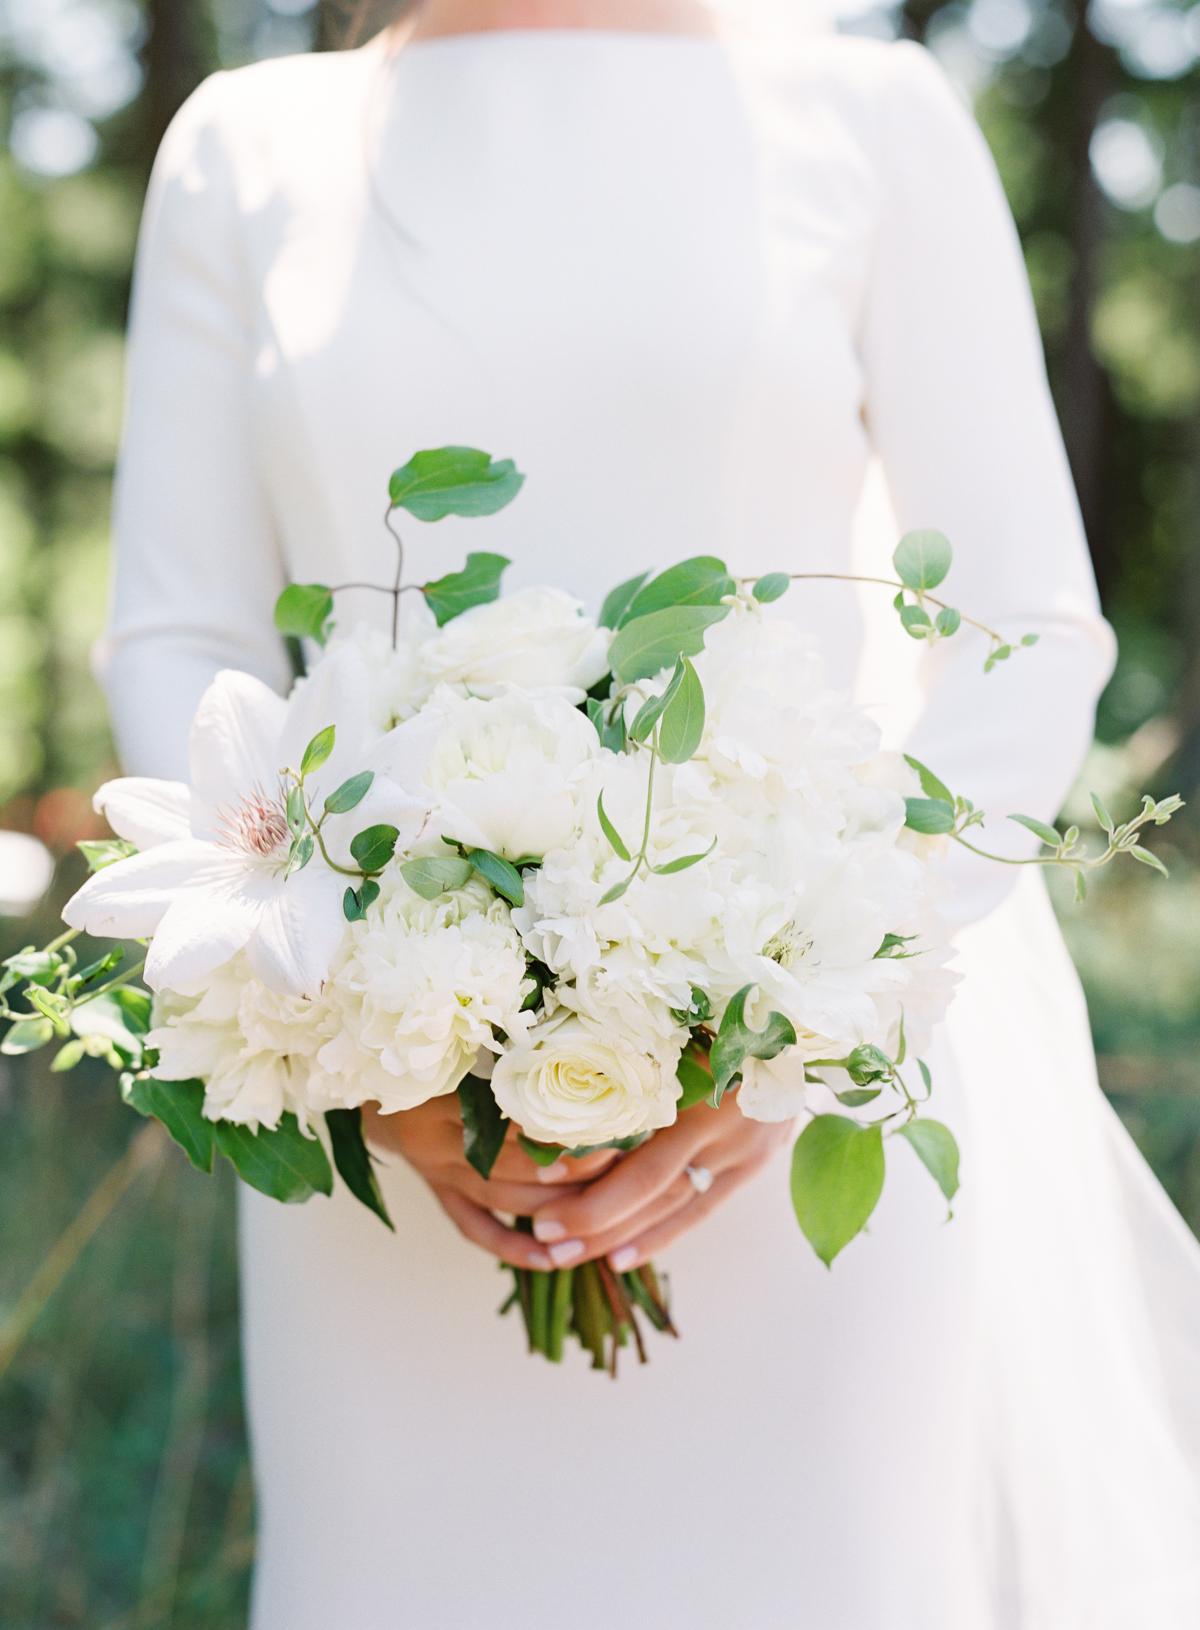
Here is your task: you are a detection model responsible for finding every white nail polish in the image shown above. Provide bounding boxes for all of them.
[533,1218,567,1243]
[610,1246,638,1272]
[529,1250,553,1271]
[549,1239,585,1267]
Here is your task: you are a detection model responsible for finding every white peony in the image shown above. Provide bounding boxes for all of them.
[322,599,438,729]
[379,687,598,861]
[420,584,611,701]
[146,958,332,1130]
[491,1012,682,1147]
[310,873,534,1114]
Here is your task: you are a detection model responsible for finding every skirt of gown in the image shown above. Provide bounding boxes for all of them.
[239,868,1200,1630]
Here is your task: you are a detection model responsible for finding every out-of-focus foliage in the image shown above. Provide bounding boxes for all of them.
[0,0,1197,1624]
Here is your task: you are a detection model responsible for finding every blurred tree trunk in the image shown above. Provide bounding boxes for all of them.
[140,0,208,155]
[1058,2,1118,597]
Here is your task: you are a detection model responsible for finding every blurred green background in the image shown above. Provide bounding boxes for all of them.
[1,0,1198,1624]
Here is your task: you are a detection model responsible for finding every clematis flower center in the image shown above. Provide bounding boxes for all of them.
[215,785,291,860]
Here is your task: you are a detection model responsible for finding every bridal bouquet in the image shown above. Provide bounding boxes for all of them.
[1,449,1180,1372]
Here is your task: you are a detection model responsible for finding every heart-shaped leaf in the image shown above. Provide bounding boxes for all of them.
[790,1115,885,1267]
[389,447,524,520]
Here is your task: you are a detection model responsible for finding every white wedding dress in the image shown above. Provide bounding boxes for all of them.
[102,24,1200,1630]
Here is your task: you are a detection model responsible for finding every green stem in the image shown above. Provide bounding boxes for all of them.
[548,1268,574,1363]
[950,833,1111,870]
[309,819,368,880]
[740,571,1009,648]
[76,958,147,1006]
[530,1268,552,1357]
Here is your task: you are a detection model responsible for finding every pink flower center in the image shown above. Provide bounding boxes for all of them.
[215,786,291,859]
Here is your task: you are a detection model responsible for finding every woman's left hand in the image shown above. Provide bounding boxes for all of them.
[528,1091,793,1272]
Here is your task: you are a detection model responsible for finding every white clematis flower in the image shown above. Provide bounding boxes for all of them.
[63,646,427,998]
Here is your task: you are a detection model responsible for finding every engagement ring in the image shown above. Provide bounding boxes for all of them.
[685,1164,714,1196]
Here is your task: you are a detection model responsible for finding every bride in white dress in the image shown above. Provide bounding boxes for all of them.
[101,0,1200,1624]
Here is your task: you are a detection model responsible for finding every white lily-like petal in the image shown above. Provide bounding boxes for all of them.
[144,870,266,994]
[62,839,224,939]
[243,863,348,998]
[188,670,288,834]
[93,778,191,848]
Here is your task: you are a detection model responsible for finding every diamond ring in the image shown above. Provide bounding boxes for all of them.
[685,1163,714,1196]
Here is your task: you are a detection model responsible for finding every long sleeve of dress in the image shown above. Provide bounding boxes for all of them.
[100,73,291,783]
[859,42,1117,929]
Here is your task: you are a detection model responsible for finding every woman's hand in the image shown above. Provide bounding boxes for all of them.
[529,1093,793,1272]
[363,1096,619,1272]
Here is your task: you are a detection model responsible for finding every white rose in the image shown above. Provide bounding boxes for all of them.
[380,687,598,861]
[323,599,437,729]
[491,1014,682,1146]
[420,585,611,701]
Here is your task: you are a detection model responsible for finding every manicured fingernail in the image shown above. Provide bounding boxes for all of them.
[549,1240,585,1267]
[533,1218,567,1243]
[529,1249,553,1271]
[609,1246,638,1272]
[536,1161,570,1183]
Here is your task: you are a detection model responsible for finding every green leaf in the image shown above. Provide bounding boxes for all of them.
[468,848,525,907]
[324,770,375,815]
[596,791,631,862]
[621,556,734,624]
[286,784,306,834]
[649,836,717,875]
[1130,844,1169,878]
[68,990,150,1061]
[458,1075,510,1179]
[1074,870,1088,902]
[288,833,314,873]
[1,1016,54,1055]
[274,583,334,643]
[214,1113,334,1203]
[517,1133,563,1167]
[899,604,933,638]
[834,1086,883,1108]
[400,856,475,899]
[422,551,511,627]
[342,879,381,921]
[121,1075,215,1173]
[935,606,961,637]
[77,837,137,872]
[896,1118,960,1205]
[983,643,1013,673]
[7,947,67,986]
[598,876,632,905]
[599,571,651,630]
[1089,792,1115,835]
[874,932,917,960]
[676,1050,715,1110]
[710,984,797,1101]
[586,697,627,754]
[903,754,954,805]
[1009,813,1063,848]
[69,950,128,996]
[893,530,952,592]
[752,572,790,604]
[669,986,713,1026]
[630,659,685,742]
[657,657,706,764]
[1020,633,1040,648]
[51,1039,86,1072]
[326,1107,394,1229]
[389,447,524,520]
[607,605,729,683]
[349,824,400,873]
[300,724,336,778]
[790,1115,886,1268]
[904,797,957,836]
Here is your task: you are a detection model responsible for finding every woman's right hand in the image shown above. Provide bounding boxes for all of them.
[362,1096,619,1271]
